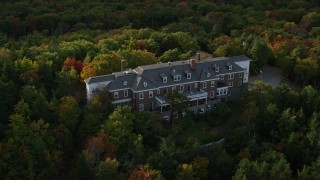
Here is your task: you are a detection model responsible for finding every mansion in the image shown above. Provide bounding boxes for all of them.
[84,55,251,120]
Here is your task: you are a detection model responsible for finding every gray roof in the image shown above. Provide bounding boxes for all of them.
[84,74,115,84]
[228,55,251,62]
[108,73,136,90]
[84,55,251,92]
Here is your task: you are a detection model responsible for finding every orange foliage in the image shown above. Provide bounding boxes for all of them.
[129,166,151,180]
[63,58,83,73]
[135,40,146,50]
[84,132,116,161]
[83,132,116,167]
[271,38,297,51]
[80,62,96,80]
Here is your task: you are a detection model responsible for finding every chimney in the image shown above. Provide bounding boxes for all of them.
[189,59,196,70]
[197,53,201,60]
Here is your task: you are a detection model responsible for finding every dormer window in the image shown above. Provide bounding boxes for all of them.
[123,81,127,85]
[187,73,191,79]
[160,73,167,83]
[163,77,167,83]
[174,75,181,81]
[215,67,219,72]
[226,62,232,70]
[143,82,148,87]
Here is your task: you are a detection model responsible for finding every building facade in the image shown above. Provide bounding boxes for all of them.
[84,55,251,120]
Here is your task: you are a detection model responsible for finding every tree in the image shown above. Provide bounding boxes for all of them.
[54,70,73,98]
[300,85,320,118]
[277,108,297,137]
[58,96,80,134]
[247,80,273,107]
[0,115,62,179]
[101,105,135,155]
[191,157,209,179]
[148,137,178,179]
[95,158,120,180]
[78,88,113,141]
[63,57,84,73]
[129,166,152,180]
[244,101,260,136]
[165,90,189,124]
[298,157,320,179]
[90,52,124,75]
[80,62,96,80]
[59,39,98,61]
[175,164,196,180]
[233,151,292,180]
[249,38,274,68]
[120,49,158,68]
[0,78,18,122]
[290,45,308,60]
[14,99,31,120]
[294,58,318,86]
[159,48,181,62]
[82,132,116,167]
[72,154,94,180]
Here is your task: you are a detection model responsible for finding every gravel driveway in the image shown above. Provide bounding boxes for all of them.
[249,65,283,88]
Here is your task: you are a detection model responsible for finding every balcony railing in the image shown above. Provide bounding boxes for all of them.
[183,89,208,100]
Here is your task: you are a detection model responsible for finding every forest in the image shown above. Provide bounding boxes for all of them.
[1,0,320,179]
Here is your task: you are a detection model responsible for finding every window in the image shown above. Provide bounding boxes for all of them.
[228,74,234,80]
[139,104,144,111]
[238,81,242,86]
[139,93,144,99]
[124,90,128,97]
[123,81,127,85]
[143,82,148,87]
[239,73,243,78]
[217,88,228,96]
[195,83,198,88]
[187,73,191,79]
[220,75,224,80]
[228,65,232,70]
[203,82,207,89]
[114,92,119,99]
[215,67,219,72]
[228,82,233,87]
[206,72,210,77]
[210,91,214,98]
[211,81,215,87]
[172,86,176,91]
[174,75,181,81]
[163,77,167,83]
[180,85,184,92]
[157,89,160,94]
[149,91,153,98]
